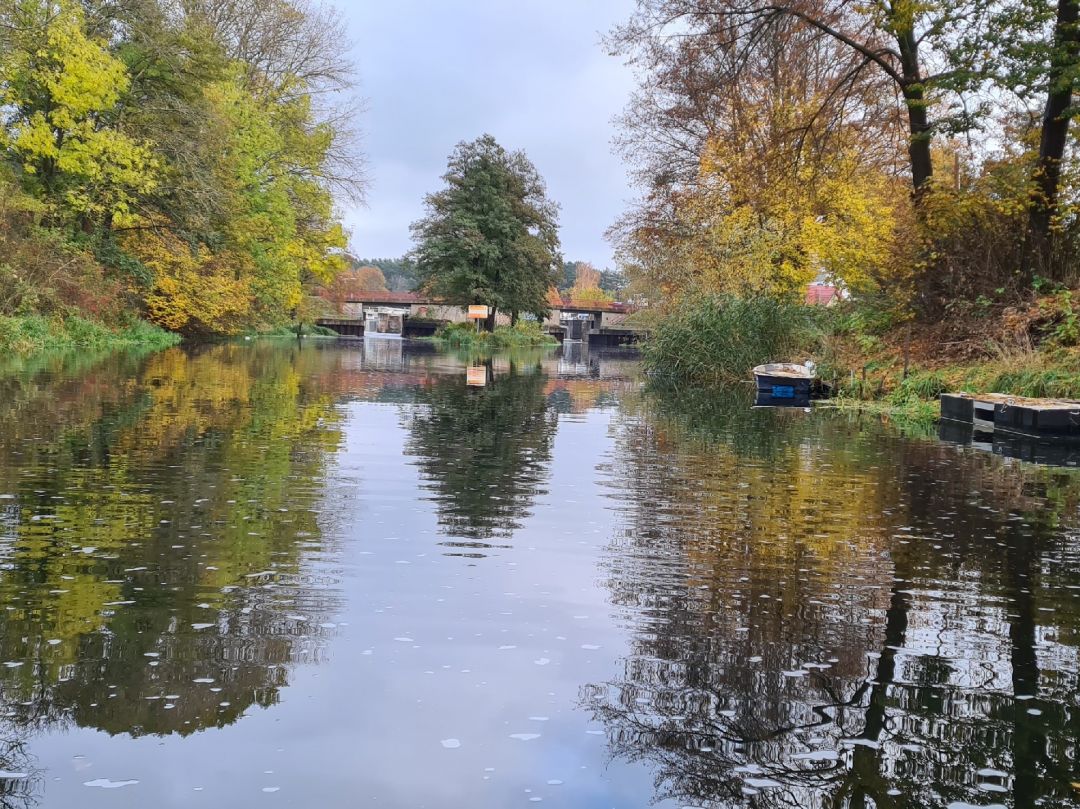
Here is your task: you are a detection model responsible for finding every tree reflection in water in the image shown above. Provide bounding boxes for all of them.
[0,344,346,754]
[404,359,558,546]
[586,390,1080,809]
[0,728,39,809]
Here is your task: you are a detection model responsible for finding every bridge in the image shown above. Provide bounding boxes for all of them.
[316,292,644,347]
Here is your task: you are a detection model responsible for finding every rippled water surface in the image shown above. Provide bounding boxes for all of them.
[0,341,1077,808]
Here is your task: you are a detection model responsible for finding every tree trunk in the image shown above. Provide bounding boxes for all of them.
[896,27,934,193]
[1007,538,1045,809]
[510,310,519,327]
[1027,0,1080,276]
[483,308,497,333]
[846,582,910,809]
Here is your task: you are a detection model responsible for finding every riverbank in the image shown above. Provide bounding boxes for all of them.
[820,308,1080,429]
[0,314,181,356]
[637,292,1080,432]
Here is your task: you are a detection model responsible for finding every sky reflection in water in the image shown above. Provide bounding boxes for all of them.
[0,340,1076,808]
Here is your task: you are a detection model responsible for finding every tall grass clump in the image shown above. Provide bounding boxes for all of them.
[642,294,818,387]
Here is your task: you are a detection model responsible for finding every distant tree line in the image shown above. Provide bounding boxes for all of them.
[561,262,627,298]
[349,258,420,292]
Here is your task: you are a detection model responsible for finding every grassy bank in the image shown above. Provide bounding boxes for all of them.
[824,349,1080,429]
[640,292,1080,433]
[0,314,180,355]
[432,321,559,349]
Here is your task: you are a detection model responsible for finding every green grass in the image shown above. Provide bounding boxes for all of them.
[432,321,558,348]
[958,365,1080,399]
[0,314,180,355]
[826,350,1080,436]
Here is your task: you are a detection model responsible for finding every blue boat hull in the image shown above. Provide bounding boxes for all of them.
[754,373,812,398]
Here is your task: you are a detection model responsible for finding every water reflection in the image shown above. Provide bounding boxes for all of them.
[404,358,558,543]
[940,419,1080,468]
[0,342,1078,808]
[0,344,345,740]
[588,390,1080,808]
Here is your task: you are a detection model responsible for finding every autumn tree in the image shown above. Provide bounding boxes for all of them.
[610,1,999,197]
[0,0,159,228]
[320,265,389,314]
[979,0,1080,273]
[569,261,614,306]
[610,10,905,303]
[410,135,562,331]
[0,0,364,336]
[572,261,601,290]
[351,258,419,291]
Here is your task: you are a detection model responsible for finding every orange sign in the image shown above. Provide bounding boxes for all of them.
[467,305,490,320]
[466,366,488,387]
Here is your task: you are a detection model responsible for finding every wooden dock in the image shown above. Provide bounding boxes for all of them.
[941,393,1080,437]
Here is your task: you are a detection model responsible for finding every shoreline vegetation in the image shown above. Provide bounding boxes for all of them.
[637,294,1080,433]
[609,0,1080,438]
[431,321,559,349]
[1,1,363,348]
[0,314,180,355]
[6,1,1080,447]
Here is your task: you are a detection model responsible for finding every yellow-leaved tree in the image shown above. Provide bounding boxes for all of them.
[674,136,899,300]
[133,231,252,335]
[0,0,158,227]
[569,261,614,306]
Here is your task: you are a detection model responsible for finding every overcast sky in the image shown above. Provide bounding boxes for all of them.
[339,0,638,269]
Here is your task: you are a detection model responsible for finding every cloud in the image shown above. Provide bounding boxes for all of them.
[339,0,637,268]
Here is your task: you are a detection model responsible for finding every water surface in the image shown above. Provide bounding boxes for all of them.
[0,341,1076,808]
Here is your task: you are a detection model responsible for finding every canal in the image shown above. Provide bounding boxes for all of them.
[0,341,1076,808]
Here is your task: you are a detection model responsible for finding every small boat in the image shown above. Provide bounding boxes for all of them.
[753,363,815,399]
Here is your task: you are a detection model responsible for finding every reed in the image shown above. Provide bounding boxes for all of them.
[641,295,818,387]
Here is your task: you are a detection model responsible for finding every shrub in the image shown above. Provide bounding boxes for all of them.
[0,314,178,354]
[434,320,557,348]
[888,371,949,405]
[641,294,818,387]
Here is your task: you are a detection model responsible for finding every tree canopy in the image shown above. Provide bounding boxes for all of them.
[410,135,562,330]
[610,0,1080,313]
[0,0,365,337]
[351,257,420,291]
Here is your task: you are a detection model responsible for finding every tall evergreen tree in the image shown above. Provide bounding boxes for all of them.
[410,134,561,331]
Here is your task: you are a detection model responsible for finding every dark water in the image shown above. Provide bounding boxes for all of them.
[0,341,1076,809]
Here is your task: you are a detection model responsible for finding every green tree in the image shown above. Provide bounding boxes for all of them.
[599,269,627,296]
[410,134,562,331]
[561,260,581,291]
[0,0,159,228]
[0,0,364,339]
